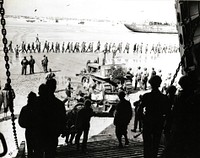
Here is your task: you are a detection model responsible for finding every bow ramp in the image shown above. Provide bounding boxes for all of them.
[56,139,164,158]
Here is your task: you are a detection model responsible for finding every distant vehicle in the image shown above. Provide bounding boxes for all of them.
[124,21,178,34]
[26,19,35,23]
[78,21,85,24]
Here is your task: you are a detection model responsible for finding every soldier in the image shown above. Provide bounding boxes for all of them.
[62,42,65,53]
[157,69,162,78]
[114,91,132,148]
[1,83,15,120]
[164,85,177,146]
[15,45,21,57]
[38,42,41,53]
[42,40,48,53]
[73,42,77,53]
[102,42,108,53]
[134,66,142,90]
[77,42,80,52]
[31,42,35,53]
[34,79,66,158]
[150,67,156,79]
[81,42,86,53]
[116,42,122,53]
[142,68,149,90]
[70,42,74,53]
[63,78,73,107]
[126,68,134,83]
[21,56,29,75]
[18,92,37,158]
[86,42,92,52]
[162,44,167,53]
[49,42,55,53]
[90,42,94,52]
[123,43,130,53]
[35,34,40,43]
[145,44,148,54]
[108,42,112,53]
[112,43,116,54]
[55,42,58,53]
[63,104,79,145]
[164,75,200,158]
[139,43,143,53]
[131,95,143,132]
[94,41,101,52]
[65,42,70,53]
[140,75,170,158]
[27,43,31,53]
[46,68,55,80]
[21,41,27,53]
[29,55,35,74]
[47,42,50,53]
[133,43,137,53]
[75,99,94,153]
[74,42,80,53]
[136,43,140,53]
[8,41,13,53]
[151,44,155,53]
[112,43,117,61]
[35,42,39,53]
[41,55,48,73]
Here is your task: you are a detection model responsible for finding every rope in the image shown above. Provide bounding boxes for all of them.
[0,0,19,150]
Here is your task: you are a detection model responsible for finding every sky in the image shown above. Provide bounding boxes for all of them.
[4,0,176,23]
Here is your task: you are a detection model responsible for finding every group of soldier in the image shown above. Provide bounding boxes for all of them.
[125,66,173,93]
[20,55,48,75]
[131,73,200,158]
[8,35,179,57]
[18,77,95,157]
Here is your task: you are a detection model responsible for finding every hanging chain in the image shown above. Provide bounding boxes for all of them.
[0,0,19,150]
[170,54,185,86]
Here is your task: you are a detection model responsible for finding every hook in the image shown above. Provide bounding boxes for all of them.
[0,132,8,157]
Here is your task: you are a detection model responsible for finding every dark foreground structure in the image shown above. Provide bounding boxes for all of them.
[162,1,200,158]
[16,139,165,158]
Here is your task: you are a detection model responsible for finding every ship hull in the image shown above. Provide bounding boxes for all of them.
[124,23,178,34]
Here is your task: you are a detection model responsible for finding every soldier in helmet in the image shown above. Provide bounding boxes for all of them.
[165,75,200,158]
[62,42,65,53]
[65,42,70,53]
[140,75,170,158]
[94,41,101,52]
[21,56,29,75]
[114,91,133,148]
[29,55,35,74]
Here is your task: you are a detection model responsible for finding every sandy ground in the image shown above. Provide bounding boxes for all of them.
[0,18,181,157]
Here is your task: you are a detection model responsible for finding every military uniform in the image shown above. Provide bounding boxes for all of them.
[21,57,29,75]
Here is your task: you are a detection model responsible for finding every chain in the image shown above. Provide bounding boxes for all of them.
[170,54,184,86]
[0,0,19,150]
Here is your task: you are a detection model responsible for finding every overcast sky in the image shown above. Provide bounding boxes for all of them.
[4,0,176,22]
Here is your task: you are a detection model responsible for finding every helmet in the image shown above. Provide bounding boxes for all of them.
[149,75,162,88]
[118,91,126,99]
[178,75,190,89]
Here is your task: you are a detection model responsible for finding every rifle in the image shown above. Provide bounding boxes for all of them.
[55,89,65,93]
[133,131,143,138]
